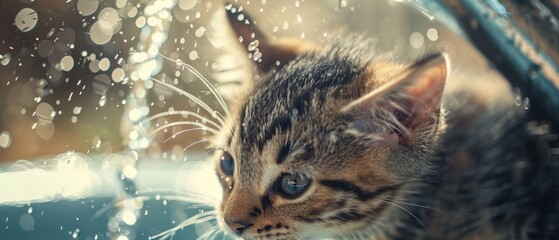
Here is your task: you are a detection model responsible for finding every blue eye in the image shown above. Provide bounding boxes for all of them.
[220,150,234,176]
[278,173,311,199]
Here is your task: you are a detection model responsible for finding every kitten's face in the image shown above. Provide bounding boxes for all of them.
[211,5,447,240]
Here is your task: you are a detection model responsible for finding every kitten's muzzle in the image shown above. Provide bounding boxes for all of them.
[225,220,252,235]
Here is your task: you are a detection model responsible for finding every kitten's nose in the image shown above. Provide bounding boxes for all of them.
[225,220,252,235]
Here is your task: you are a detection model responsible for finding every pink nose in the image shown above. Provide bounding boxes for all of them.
[225,220,252,235]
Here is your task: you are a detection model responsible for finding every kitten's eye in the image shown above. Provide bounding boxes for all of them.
[220,150,234,176]
[277,173,311,199]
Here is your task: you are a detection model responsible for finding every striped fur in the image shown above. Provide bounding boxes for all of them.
[209,4,559,240]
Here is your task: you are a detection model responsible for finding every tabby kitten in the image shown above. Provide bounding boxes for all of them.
[209,4,559,240]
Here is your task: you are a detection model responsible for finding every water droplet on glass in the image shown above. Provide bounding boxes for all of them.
[60,55,75,71]
[90,20,114,45]
[71,229,80,239]
[252,51,262,61]
[522,97,530,110]
[282,21,289,30]
[111,68,125,83]
[1,53,11,66]
[189,50,198,60]
[427,28,439,41]
[122,210,137,225]
[15,8,38,32]
[248,40,259,51]
[238,36,243,43]
[19,214,34,231]
[179,0,197,10]
[237,13,245,21]
[99,58,110,71]
[0,131,11,149]
[195,26,206,38]
[73,107,82,115]
[409,32,424,49]
[514,88,522,106]
[339,0,348,8]
[77,0,99,16]
[296,14,302,24]
[99,95,107,107]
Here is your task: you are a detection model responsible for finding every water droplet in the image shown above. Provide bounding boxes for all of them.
[35,103,55,122]
[155,194,161,200]
[282,21,289,30]
[99,95,107,107]
[122,210,137,225]
[111,68,125,83]
[15,8,38,32]
[237,13,245,21]
[90,20,114,45]
[0,131,11,149]
[178,0,197,10]
[409,32,424,48]
[296,14,302,24]
[27,207,33,214]
[427,28,439,41]
[339,0,348,8]
[189,50,198,60]
[77,0,99,16]
[1,53,11,66]
[522,97,530,110]
[248,40,259,51]
[195,26,206,38]
[99,58,110,71]
[19,214,34,231]
[238,36,243,43]
[60,55,75,71]
[252,51,262,61]
[71,229,80,239]
[73,107,82,115]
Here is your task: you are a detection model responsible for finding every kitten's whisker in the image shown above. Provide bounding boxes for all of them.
[196,225,219,240]
[163,128,208,143]
[149,110,221,129]
[150,121,219,136]
[206,227,223,240]
[91,192,216,221]
[158,53,230,116]
[151,211,217,239]
[138,188,218,201]
[292,230,307,240]
[386,202,429,232]
[151,77,226,126]
[183,139,211,151]
[387,200,441,212]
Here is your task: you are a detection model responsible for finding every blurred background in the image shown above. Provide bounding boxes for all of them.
[0,0,514,239]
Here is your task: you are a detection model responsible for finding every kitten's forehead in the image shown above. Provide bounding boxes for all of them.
[237,51,367,157]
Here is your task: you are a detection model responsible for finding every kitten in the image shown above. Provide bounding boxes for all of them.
[209,4,559,240]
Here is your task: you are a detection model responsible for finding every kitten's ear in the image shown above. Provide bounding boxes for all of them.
[224,3,314,72]
[342,54,448,145]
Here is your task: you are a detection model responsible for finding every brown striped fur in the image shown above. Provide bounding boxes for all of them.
[209,3,559,240]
